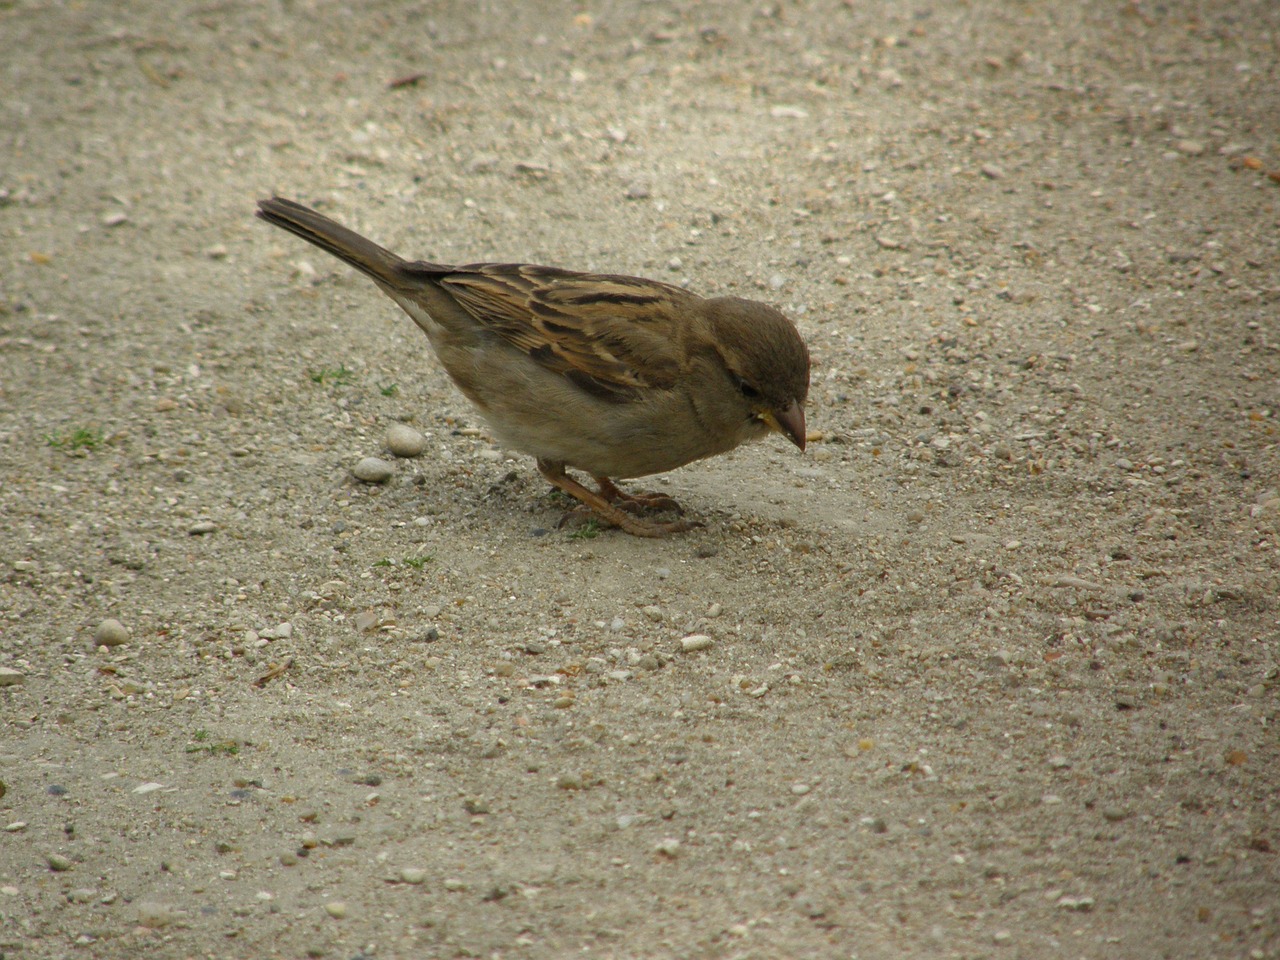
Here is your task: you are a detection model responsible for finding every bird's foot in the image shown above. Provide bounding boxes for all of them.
[538,461,698,538]
[593,476,685,516]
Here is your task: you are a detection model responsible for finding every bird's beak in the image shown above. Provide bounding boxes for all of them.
[761,400,806,452]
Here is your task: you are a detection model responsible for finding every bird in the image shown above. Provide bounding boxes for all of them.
[256,196,810,536]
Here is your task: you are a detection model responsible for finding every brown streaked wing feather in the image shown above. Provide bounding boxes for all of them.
[429,264,691,402]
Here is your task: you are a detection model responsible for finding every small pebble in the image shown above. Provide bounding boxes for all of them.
[323,901,347,919]
[386,424,426,458]
[136,901,175,928]
[399,867,428,885]
[642,605,664,623]
[654,838,681,858]
[798,895,827,918]
[1174,139,1206,156]
[1114,689,1138,709]
[46,853,74,872]
[94,619,130,647]
[0,668,24,687]
[353,457,394,484]
[680,634,715,653]
[67,888,96,903]
[188,520,218,535]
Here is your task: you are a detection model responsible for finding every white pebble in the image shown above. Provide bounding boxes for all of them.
[386,424,426,458]
[94,619,130,648]
[135,901,176,928]
[399,867,428,885]
[323,901,347,919]
[353,457,394,483]
[654,838,681,858]
[680,634,715,653]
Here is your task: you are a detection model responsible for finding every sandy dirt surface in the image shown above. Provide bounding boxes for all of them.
[2,1,1278,957]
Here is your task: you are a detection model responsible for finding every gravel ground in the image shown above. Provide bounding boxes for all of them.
[2,1,1278,958]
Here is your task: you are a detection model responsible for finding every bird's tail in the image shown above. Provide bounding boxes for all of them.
[256,197,407,285]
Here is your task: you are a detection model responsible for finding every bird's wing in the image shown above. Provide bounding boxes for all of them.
[417,263,693,402]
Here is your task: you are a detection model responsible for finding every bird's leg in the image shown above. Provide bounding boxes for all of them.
[537,460,697,538]
[592,476,684,516]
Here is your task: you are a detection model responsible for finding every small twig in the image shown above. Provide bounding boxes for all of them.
[387,72,429,90]
[253,657,295,688]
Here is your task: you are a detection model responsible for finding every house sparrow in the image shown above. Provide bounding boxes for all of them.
[256,197,810,536]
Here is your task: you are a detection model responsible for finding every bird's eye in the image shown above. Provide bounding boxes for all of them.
[734,376,760,400]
